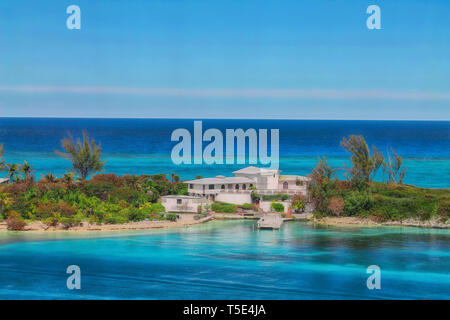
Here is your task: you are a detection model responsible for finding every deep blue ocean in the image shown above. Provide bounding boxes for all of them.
[0,221,449,300]
[0,118,449,188]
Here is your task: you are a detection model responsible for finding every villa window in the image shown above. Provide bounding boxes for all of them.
[242,184,246,190]
[235,184,239,190]
[189,184,193,189]
[283,181,289,190]
[209,184,215,190]
[177,199,182,205]
[221,184,225,190]
[228,184,232,189]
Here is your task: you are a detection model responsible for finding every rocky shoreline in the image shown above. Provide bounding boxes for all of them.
[311,216,449,229]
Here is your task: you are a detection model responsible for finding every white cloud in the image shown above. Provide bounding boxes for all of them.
[1,86,450,101]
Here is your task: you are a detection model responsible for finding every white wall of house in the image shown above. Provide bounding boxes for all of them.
[265,173,279,189]
[161,196,205,213]
[216,192,252,205]
[279,180,308,195]
[233,172,281,189]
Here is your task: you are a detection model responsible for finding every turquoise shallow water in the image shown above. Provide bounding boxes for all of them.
[0,221,449,300]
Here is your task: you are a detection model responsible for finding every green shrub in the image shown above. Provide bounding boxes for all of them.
[271,201,284,212]
[43,216,60,227]
[103,213,128,224]
[6,211,26,231]
[239,203,254,210]
[59,216,79,229]
[129,208,149,221]
[437,199,450,218]
[262,193,289,201]
[343,191,373,216]
[83,182,115,199]
[35,202,77,219]
[211,202,236,213]
[148,213,164,221]
[150,203,165,213]
[250,191,261,203]
[165,213,177,221]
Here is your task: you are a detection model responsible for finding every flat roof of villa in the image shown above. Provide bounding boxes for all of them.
[161,195,203,199]
[185,176,254,185]
[279,175,311,181]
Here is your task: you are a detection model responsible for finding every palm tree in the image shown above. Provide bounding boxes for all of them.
[0,192,11,217]
[55,130,105,180]
[6,163,21,182]
[21,161,33,181]
[42,172,57,183]
[62,171,75,185]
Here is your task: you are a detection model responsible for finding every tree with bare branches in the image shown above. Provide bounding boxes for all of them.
[340,135,384,187]
[383,147,406,184]
[55,130,105,180]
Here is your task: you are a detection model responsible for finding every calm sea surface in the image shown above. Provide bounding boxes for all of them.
[0,118,449,188]
[0,221,449,300]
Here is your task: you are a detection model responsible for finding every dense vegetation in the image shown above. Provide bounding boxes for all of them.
[308,135,449,222]
[0,173,187,229]
[0,133,187,230]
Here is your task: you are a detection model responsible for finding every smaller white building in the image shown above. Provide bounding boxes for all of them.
[0,177,8,185]
[161,195,206,213]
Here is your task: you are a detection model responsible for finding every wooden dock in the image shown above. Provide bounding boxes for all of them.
[257,214,283,229]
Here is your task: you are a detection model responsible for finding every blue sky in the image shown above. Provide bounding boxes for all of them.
[0,0,449,119]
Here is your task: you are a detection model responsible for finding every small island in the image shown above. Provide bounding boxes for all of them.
[0,132,448,231]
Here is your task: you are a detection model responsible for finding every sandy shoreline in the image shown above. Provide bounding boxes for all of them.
[0,214,214,233]
[0,213,448,232]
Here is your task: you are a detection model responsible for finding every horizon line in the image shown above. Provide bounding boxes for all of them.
[0,116,449,121]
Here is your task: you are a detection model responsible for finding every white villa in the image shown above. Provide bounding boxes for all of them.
[184,166,310,206]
